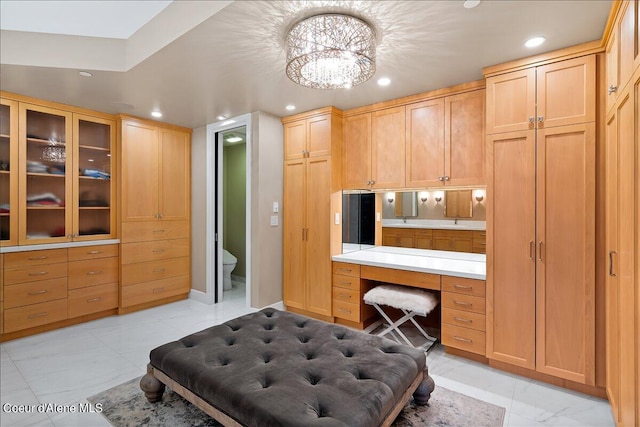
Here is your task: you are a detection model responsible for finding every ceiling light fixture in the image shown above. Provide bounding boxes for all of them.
[525,36,546,48]
[285,14,376,90]
[151,111,162,118]
[79,71,93,77]
[226,136,243,143]
[377,77,391,86]
[463,0,481,9]
[285,105,296,111]
[217,115,228,121]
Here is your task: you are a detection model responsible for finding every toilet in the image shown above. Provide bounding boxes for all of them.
[222,249,237,290]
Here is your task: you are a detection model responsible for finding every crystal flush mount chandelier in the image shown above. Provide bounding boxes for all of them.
[285,13,376,89]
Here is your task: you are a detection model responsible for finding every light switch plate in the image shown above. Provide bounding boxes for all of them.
[334,213,340,225]
[270,215,278,226]
[376,212,381,222]
[272,202,279,213]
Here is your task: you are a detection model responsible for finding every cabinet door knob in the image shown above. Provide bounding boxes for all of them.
[608,85,618,95]
[438,176,444,182]
[444,176,450,181]
[529,117,535,124]
[537,116,544,123]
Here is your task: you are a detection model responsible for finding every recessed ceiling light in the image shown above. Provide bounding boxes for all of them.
[525,36,546,48]
[221,119,236,126]
[226,136,242,143]
[285,105,296,111]
[217,115,228,121]
[463,0,481,8]
[378,77,391,86]
[79,71,93,77]
[151,111,162,118]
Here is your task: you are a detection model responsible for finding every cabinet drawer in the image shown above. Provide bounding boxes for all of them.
[68,282,118,318]
[121,221,189,243]
[68,244,118,261]
[442,323,486,355]
[4,277,68,309]
[333,299,360,322]
[441,276,486,297]
[442,292,485,314]
[121,239,189,264]
[3,299,67,333]
[332,262,360,278]
[361,266,440,291]
[68,257,118,289]
[5,249,67,268]
[472,230,486,240]
[4,262,68,285]
[121,275,190,308]
[442,307,486,332]
[332,287,360,304]
[415,236,432,249]
[332,274,361,291]
[121,257,190,286]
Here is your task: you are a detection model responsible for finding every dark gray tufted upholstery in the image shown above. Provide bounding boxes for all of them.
[150,308,427,427]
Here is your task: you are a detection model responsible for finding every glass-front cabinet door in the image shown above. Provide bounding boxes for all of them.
[0,98,19,246]
[72,115,115,240]
[19,103,73,244]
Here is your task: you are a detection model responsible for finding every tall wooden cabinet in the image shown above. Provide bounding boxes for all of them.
[119,116,191,312]
[604,1,639,425]
[486,54,596,385]
[0,98,18,246]
[282,107,342,319]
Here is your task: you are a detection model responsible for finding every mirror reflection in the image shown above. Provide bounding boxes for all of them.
[393,192,418,217]
[444,190,473,218]
[342,192,375,252]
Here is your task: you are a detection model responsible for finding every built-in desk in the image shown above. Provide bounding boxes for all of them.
[331,246,487,356]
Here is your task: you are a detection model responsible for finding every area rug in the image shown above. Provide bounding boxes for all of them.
[88,376,505,427]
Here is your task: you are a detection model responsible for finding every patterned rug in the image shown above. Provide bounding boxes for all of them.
[89,376,505,427]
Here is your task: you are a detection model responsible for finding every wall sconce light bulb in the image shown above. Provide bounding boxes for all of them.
[421,197,428,203]
[387,198,394,203]
[435,196,442,203]
[475,195,484,202]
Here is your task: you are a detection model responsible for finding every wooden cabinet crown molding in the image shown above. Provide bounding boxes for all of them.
[0,91,116,121]
[281,106,343,124]
[342,80,485,117]
[117,114,192,134]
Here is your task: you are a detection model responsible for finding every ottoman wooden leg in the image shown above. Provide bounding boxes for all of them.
[413,366,435,405]
[140,364,166,403]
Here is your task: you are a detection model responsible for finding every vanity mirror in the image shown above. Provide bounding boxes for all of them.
[342,191,375,252]
[393,191,418,217]
[444,190,473,218]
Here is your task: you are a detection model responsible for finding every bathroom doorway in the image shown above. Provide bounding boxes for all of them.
[206,113,252,307]
[219,126,247,302]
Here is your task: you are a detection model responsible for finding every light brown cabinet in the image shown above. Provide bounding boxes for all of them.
[119,116,191,312]
[382,227,482,253]
[331,262,375,327]
[283,108,342,319]
[284,113,333,160]
[381,227,415,248]
[0,99,18,246]
[433,229,473,253]
[604,1,639,422]
[441,276,486,355]
[486,56,595,134]
[486,55,596,385]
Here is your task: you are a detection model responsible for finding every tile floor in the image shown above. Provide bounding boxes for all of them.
[1,281,615,427]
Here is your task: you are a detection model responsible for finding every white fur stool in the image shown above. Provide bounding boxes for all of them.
[364,284,439,351]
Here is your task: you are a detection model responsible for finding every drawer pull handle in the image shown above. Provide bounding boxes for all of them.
[28,312,48,319]
[453,336,472,343]
[338,308,351,314]
[153,287,165,293]
[338,268,352,273]
[453,316,472,323]
[87,297,103,303]
[87,271,103,276]
[28,271,48,276]
[28,256,48,260]
[153,229,166,233]
[152,249,165,253]
[453,300,472,307]
[338,281,352,285]
[453,284,472,291]
[339,293,351,299]
[28,290,48,296]
[153,268,165,273]
[87,251,101,255]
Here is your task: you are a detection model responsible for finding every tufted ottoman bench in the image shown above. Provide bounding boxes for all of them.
[140,308,435,427]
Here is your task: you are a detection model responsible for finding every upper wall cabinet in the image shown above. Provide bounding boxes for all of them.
[284,113,332,160]
[343,113,371,190]
[406,89,485,187]
[0,99,18,246]
[606,0,638,113]
[486,55,595,134]
[120,118,191,223]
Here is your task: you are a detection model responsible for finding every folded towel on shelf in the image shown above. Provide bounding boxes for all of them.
[26,192,63,206]
[82,169,110,179]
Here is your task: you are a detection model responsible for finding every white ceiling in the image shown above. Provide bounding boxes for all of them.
[0,0,613,130]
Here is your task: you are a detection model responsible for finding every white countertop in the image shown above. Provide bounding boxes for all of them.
[332,246,486,280]
[382,219,486,230]
[0,239,120,253]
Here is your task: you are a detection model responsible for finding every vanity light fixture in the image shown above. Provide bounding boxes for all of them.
[475,189,485,202]
[419,192,429,203]
[434,191,443,203]
[386,192,395,204]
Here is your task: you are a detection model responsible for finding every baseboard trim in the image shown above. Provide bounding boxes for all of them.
[189,288,210,304]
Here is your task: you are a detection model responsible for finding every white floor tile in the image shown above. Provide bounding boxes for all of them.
[0,293,615,427]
